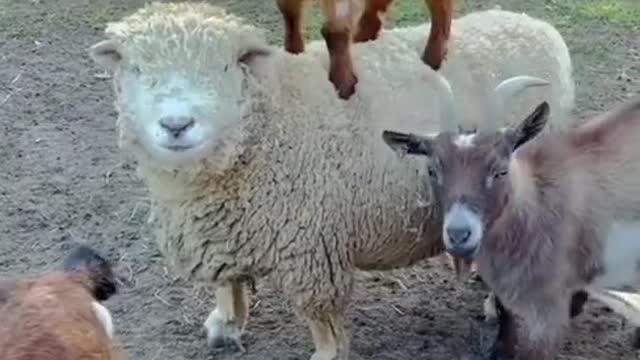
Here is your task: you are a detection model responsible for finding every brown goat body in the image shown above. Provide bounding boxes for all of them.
[276,0,453,99]
[382,97,640,359]
[0,246,123,360]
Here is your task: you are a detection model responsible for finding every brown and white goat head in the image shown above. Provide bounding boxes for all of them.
[0,245,123,360]
[383,73,551,261]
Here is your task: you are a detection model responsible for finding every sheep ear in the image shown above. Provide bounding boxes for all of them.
[89,39,123,69]
[382,130,433,156]
[506,101,550,151]
[238,46,272,68]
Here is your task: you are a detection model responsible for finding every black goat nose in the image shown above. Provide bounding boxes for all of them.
[446,226,472,246]
[159,116,195,138]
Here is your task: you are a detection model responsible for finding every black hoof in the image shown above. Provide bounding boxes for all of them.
[632,327,640,349]
[488,345,515,360]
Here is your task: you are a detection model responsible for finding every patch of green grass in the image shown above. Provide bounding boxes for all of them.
[303,7,325,41]
[390,0,429,26]
[299,0,450,38]
[575,1,640,29]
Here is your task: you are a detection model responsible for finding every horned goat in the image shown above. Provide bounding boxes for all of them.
[0,245,123,360]
[382,96,640,360]
[89,2,574,359]
[276,0,454,99]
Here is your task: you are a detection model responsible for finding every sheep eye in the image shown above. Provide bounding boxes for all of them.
[131,65,141,75]
[224,64,229,72]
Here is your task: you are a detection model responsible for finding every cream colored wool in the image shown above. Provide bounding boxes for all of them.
[91,2,574,359]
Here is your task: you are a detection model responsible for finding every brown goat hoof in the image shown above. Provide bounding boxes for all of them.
[284,36,305,54]
[330,71,358,100]
[354,15,382,43]
[421,43,448,71]
[422,52,445,71]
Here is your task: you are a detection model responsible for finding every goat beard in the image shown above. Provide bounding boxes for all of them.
[448,253,476,282]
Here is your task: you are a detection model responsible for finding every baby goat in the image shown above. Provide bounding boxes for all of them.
[383,93,640,359]
[0,245,123,360]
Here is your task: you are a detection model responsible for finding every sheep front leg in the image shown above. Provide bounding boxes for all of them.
[287,260,353,359]
[422,0,453,70]
[321,0,359,100]
[353,0,394,43]
[277,0,309,54]
[306,314,350,360]
[204,281,251,352]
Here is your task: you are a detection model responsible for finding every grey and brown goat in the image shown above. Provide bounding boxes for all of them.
[383,86,640,359]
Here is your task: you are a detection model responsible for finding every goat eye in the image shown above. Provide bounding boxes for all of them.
[494,169,508,179]
[427,166,437,178]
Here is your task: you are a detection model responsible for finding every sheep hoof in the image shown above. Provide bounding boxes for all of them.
[310,350,338,360]
[483,293,499,323]
[203,309,246,353]
[488,345,514,360]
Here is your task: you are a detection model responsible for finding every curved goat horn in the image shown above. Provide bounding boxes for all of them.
[485,76,550,131]
[431,72,457,132]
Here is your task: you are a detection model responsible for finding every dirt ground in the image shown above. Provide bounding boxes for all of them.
[1,0,639,359]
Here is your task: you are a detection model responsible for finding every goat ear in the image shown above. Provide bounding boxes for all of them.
[89,39,123,69]
[507,102,550,151]
[382,130,433,156]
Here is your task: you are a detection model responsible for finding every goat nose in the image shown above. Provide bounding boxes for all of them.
[446,226,472,246]
[159,116,195,138]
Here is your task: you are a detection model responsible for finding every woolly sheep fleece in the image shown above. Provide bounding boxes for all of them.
[92,0,574,335]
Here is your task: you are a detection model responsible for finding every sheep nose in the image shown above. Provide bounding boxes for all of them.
[159,116,195,138]
[446,226,472,246]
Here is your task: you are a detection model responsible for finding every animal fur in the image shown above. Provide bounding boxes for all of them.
[0,246,123,360]
[382,97,640,359]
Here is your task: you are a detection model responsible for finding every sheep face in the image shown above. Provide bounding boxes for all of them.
[382,102,550,260]
[89,3,271,169]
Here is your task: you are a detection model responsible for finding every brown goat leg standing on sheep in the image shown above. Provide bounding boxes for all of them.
[353,0,394,42]
[353,0,453,71]
[320,0,360,99]
[422,0,453,70]
[277,0,308,54]
[276,0,359,99]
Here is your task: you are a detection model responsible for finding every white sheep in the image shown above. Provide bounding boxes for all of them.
[89,2,574,359]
